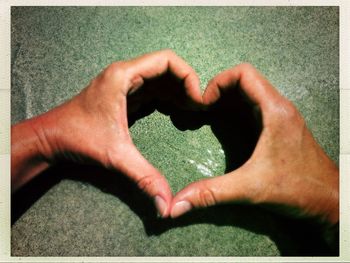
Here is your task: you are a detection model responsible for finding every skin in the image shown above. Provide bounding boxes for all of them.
[12,50,338,227]
[11,49,203,218]
[170,63,339,226]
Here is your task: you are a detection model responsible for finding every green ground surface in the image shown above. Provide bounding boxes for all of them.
[11,7,339,256]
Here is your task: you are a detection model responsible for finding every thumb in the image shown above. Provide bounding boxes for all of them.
[170,166,257,218]
[111,143,173,218]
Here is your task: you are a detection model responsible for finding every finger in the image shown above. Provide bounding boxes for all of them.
[203,63,283,111]
[111,143,173,218]
[170,165,259,218]
[125,49,203,107]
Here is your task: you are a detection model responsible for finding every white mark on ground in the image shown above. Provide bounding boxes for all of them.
[188,159,216,177]
[207,159,213,166]
[196,163,214,177]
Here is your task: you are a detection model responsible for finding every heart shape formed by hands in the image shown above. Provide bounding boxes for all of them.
[25,49,337,224]
[121,50,337,224]
[126,63,263,217]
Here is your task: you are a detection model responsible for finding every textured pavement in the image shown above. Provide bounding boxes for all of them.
[11,6,338,256]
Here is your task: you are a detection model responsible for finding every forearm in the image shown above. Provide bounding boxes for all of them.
[11,116,51,192]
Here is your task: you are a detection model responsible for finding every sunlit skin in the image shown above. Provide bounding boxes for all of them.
[170,63,339,226]
[11,49,203,218]
[11,50,338,226]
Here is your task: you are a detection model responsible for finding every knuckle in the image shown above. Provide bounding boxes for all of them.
[266,97,306,136]
[105,61,127,78]
[198,188,217,208]
[281,99,298,118]
[269,98,302,123]
[162,48,176,58]
[281,100,305,127]
[100,61,134,91]
[239,62,256,72]
[137,175,155,194]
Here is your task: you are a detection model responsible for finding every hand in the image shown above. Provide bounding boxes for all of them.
[11,49,203,218]
[170,63,339,225]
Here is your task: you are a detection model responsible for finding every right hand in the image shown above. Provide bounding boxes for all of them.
[170,63,339,226]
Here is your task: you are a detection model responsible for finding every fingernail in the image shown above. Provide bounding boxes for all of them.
[171,201,192,218]
[154,196,167,218]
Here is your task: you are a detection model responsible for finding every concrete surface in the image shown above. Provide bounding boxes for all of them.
[11,6,339,256]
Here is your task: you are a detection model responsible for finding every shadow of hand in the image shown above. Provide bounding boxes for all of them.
[11,76,331,256]
[128,72,262,174]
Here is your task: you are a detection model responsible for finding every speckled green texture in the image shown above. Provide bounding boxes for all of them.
[11,7,339,256]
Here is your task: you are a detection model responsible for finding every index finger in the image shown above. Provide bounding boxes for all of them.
[203,63,283,111]
[124,49,203,106]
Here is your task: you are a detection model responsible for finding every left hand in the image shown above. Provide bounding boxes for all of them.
[11,49,203,218]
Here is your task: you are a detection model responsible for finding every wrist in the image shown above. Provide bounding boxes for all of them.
[11,99,78,192]
[21,101,69,163]
[30,98,88,163]
[11,116,52,191]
